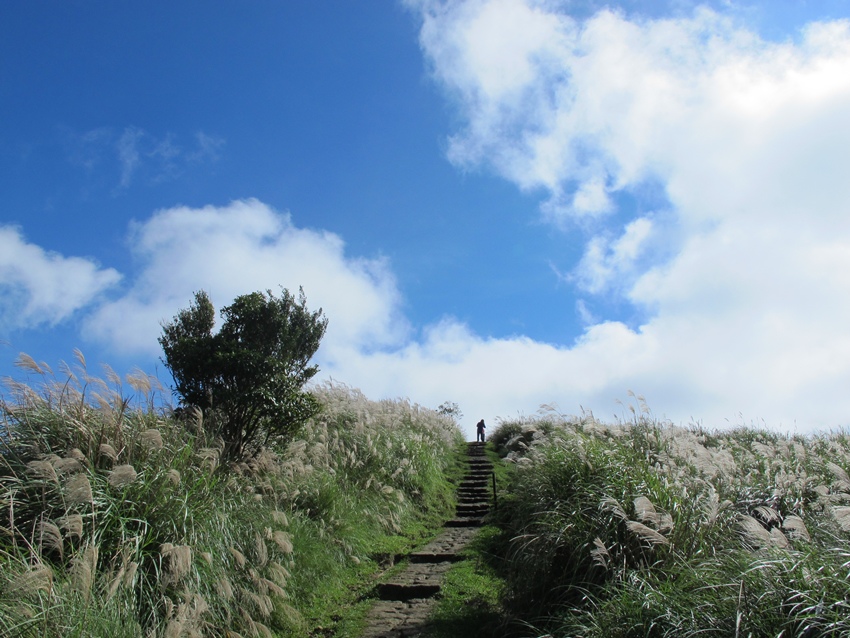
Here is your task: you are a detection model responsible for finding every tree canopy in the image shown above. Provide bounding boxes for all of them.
[159,288,328,461]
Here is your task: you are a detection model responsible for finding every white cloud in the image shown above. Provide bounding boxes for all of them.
[575,216,654,293]
[0,226,121,329]
[68,126,225,190]
[83,199,408,360]
[117,127,145,188]
[405,1,850,432]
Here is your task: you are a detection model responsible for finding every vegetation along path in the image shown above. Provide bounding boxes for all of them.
[359,441,493,638]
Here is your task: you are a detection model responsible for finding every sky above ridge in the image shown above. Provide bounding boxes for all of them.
[3,0,850,438]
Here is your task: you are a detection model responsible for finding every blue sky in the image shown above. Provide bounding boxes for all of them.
[4,0,850,438]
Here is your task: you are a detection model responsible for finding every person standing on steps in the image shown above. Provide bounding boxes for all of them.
[476,419,486,442]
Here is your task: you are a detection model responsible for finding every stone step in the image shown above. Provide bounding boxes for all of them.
[359,599,438,638]
[456,499,490,508]
[408,552,464,563]
[402,527,479,564]
[457,492,488,501]
[377,561,453,601]
[444,517,484,528]
[360,446,495,636]
[377,583,441,601]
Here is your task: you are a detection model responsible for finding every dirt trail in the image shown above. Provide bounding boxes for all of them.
[359,441,493,638]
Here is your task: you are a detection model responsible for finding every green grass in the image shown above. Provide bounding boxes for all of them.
[0,354,464,637]
[480,407,850,637]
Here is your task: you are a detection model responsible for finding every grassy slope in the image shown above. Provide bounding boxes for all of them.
[480,403,850,637]
[0,356,464,637]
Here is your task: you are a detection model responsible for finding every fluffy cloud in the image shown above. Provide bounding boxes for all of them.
[83,199,408,359]
[405,1,850,431]
[0,226,121,329]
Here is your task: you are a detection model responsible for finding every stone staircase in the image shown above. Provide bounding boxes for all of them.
[449,441,493,527]
[360,442,494,638]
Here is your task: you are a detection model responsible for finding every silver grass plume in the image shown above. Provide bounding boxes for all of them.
[740,514,790,549]
[99,443,118,463]
[198,447,220,472]
[53,457,82,475]
[626,520,669,546]
[65,474,93,504]
[769,527,790,549]
[126,368,152,395]
[599,496,628,521]
[240,587,273,618]
[15,353,43,374]
[161,543,193,583]
[9,564,54,596]
[39,520,63,559]
[108,464,138,488]
[124,561,138,588]
[633,496,655,519]
[590,537,611,568]
[268,562,290,584]
[827,462,850,493]
[106,562,126,601]
[140,428,164,450]
[832,506,850,531]
[269,529,293,554]
[753,505,781,526]
[782,515,811,541]
[257,577,286,599]
[70,544,99,601]
[216,577,235,600]
[59,513,83,540]
[27,460,58,483]
[255,533,269,568]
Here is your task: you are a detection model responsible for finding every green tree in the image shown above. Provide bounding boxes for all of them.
[159,287,328,461]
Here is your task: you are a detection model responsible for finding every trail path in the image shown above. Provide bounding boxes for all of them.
[359,441,493,638]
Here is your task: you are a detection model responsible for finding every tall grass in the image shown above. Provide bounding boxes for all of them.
[0,352,463,637]
[487,399,850,637]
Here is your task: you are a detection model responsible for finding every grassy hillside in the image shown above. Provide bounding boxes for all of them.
[483,399,850,637]
[0,353,464,637]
